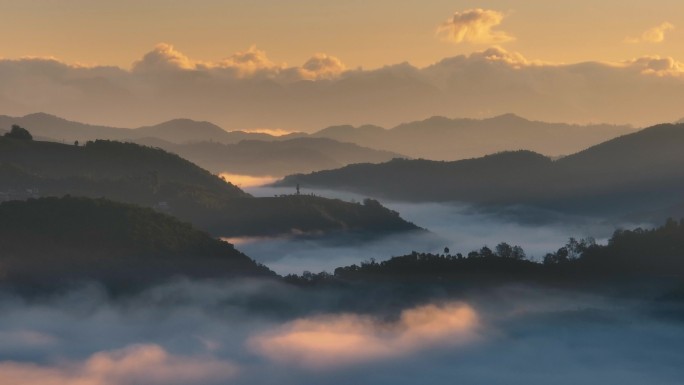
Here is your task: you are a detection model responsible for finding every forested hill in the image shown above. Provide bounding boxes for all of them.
[0,137,246,199]
[0,134,420,238]
[0,196,274,292]
[278,123,684,216]
[286,219,684,297]
[277,150,554,204]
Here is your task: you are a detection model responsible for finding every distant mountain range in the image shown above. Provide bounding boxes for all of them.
[277,122,684,219]
[1,112,635,169]
[0,136,419,237]
[0,113,401,176]
[0,113,288,144]
[310,114,635,160]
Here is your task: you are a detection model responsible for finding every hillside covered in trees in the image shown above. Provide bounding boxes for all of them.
[0,132,419,237]
[0,196,274,292]
[285,219,684,296]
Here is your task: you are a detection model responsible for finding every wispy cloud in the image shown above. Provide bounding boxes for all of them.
[249,302,478,369]
[0,344,238,385]
[437,9,514,44]
[625,22,674,43]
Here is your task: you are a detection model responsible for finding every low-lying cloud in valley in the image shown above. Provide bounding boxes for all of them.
[0,280,682,385]
[240,187,648,275]
[249,302,478,369]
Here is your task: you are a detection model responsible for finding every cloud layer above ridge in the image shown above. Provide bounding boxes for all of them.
[1,43,683,130]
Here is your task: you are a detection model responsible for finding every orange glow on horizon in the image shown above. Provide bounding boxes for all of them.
[220,173,280,188]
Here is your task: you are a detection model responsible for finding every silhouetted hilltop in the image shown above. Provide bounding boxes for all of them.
[278,123,684,217]
[0,113,293,144]
[134,118,287,144]
[0,196,273,292]
[2,112,634,162]
[286,219,684,292]
[0,113,400,176]
[311,114,634,160]
[0,137,245,197]
[278,150,554,204]
[0,113,131,141]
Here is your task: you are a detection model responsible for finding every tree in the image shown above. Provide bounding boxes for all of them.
[511,245,526,260]
[4,125,32,140]
[495,242,513,258]
[479,246,493,258]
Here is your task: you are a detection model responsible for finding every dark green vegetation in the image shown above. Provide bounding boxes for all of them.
[0,133,419,237]
[286,219,684,294]
[202,196,420,237]
[279,123,684,219]
[0,197,273,291]
[134,137,402,176]
[3,124,33,140]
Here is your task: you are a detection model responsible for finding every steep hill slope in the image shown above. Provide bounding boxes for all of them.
[0,196,273,291]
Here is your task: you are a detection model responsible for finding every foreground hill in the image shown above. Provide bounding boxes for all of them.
[312,114,634,160]
[0,135,419,237]
[134,137,402,176]
[0,197,273,291]
[278,123,684,218]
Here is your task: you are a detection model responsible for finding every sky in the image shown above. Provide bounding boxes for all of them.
[2,0,683,69]
[1,1,683,129]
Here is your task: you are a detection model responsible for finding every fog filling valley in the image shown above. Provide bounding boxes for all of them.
[1,279,683,385]
[241,187,650,275]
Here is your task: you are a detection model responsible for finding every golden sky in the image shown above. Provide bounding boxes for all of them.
[1,1,683,129]
[1,0,682,69]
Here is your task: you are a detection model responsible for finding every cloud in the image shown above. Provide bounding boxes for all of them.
[625,22,675,44]
[132,43,195,72]
[1,45,684,130]
[437,9,514,44]
[212,45,286,79]
[0,280,683,384]
[219,173,280,188]
[298,53,347,80]
[0,344,238,385]
[624,55,684,76]
[469,46,531,68]
[249,302,478,369]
